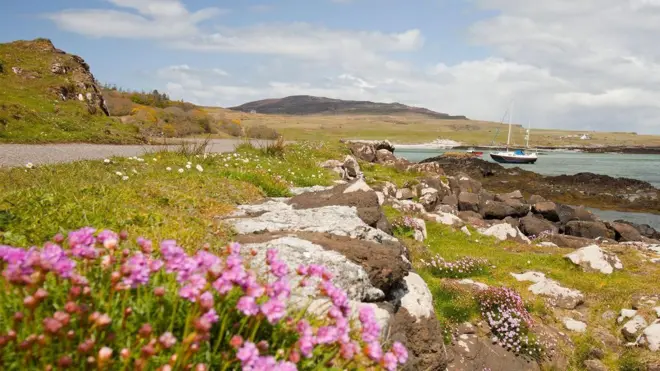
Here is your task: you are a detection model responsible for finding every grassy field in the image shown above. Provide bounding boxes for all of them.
[207,107,660,147]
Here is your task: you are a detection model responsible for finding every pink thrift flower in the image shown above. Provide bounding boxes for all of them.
[199,291,214,310]
[392,341,408,364]
[365,341,383,362]
[381,352,398,371]
[236,296,259,316]
[236,342,259,367]
[260,298,286,324]
[159,332,177,349]
[201,309,219,324]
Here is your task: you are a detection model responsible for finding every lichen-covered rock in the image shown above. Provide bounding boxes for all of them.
[496,190,524,202]
[343,155,361,179]
[511,271,584,309]
[479,223,531,244]
[565,245,623,274]
[638,323,660,351]
[563,318,587,333]
[622,315,648,341]
[242,236,385,301]
[396,188,414,200]
[618,309,638,324]
[426,212,464,227]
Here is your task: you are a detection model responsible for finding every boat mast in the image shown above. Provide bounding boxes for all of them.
[506,101,513,152]
[525,119,530,149]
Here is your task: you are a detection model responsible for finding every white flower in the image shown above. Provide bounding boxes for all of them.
[152,158,158,162]
[224,164,229,167]
[185,164,191,169]
[178,168,184,173]
[132,169,138,174]
[137,158,145,162]
[187,161,192,165]
[103,159,111,164]
[25,162,34,169]
[115,171,123,176]
[195,164,203,172]
[122,176,129,181]
[166,167,172,171]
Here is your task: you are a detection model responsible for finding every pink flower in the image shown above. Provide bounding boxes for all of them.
[260,298,286,324]
[212,277,234,295]
[381,352,398,371]
[68,227,98,259]
[122,253,151,288]
[236,342,259,367]
[159,332,177,349]
[392,341,408,364]
[199,291,214,310]
[316,326,339,344]
[359,306,381,343]
[201,309,219,324]
[236,296,259,316]
[365,341,383,361]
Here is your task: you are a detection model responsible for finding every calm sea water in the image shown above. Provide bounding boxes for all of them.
[396,148,660,229]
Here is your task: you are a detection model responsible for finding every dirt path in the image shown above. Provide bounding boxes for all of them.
[0,139,260,167]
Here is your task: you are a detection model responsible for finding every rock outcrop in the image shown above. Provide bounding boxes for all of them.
[564,245,623,274]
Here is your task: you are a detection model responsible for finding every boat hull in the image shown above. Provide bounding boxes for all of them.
[490,153,537,164]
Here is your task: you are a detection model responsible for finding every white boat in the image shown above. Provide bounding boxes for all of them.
[489,102,538,164]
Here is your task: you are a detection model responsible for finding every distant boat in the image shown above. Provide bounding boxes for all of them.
[466,148,484,157]
[489,102,538,164]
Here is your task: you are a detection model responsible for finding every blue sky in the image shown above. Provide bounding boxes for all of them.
[2,0,660,133]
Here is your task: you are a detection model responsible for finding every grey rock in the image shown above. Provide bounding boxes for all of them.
[565,221,615,240]
[519,215,559,237]
[584,359,608,371]
[511,271,584,309]
[458,192,480,213]
[622,315,648,341]
[565,245,623,274]
[532,201,560,222]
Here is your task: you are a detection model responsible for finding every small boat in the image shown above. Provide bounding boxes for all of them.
[466,148,484,157]
[489,101,538,164]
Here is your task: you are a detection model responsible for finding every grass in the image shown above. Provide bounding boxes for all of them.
[0,141,340,249]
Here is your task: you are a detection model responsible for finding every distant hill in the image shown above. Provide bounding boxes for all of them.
[229,95,468,120]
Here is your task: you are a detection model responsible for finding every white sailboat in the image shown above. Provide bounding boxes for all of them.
[489,102,538,164]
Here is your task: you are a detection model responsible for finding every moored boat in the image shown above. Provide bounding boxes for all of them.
[466,147,484,157]
[489,102,538,164]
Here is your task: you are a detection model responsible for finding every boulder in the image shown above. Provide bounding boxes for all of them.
[618,309,638,324]
[495,190,524,202]
[419,188,439,211]
[519,215,559,238]
[343,155,361,178]
[511,271,584,309]
[532,201,560,222]
[425,212,464,227]
[459,211,482,222]
[481,200,516,220]
[320,159,343,169]
[610,222,643,242]
[390,273,449,370]
[502,199,531,217]
[565,221,615,240]
[457,176,482,194]
[541,234,595,249]
[614,220,660,240]
[528,195,547,204]
[478,189,495,203]
[563,318,587,333]
[407,162,445,175]
[374,181,397,198]
[288,181,391,234]
[639,323,660,351]
[226,205,397,244]
[241,236,386,301]
[375,149,397,164]
[348,143,376,162]
[479,224,531,244]
[557,205,597,224]
[564,245,623,275]
[441,194,459,208]
[622,315,648,341]
[435,204,457,215]
[458,192,480,213]
[413,218,427,242]
[503,216,520,229]
[396,188,414,200]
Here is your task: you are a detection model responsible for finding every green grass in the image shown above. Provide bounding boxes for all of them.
[0,141,338,249]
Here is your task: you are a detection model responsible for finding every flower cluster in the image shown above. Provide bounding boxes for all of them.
[0,227,407,370]
[391,216,424,238]
[476,287,543,359]
[420,255,488,278]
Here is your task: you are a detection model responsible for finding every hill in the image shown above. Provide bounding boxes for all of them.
[229,95,469,119]
[0,38,143,143]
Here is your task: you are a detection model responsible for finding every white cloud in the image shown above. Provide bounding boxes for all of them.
[46,0,660,133]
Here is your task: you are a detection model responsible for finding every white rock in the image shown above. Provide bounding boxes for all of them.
[461,226,472,236]
[289,185,334,195]
[229,200,292,217]
[381,182,397,198]
[565,245,623,275]
[242,236,384,301]
[413,218,427,242]
[622,315,648,340]
[479,224,531,244]
[563,318,587,333]
[429,212,464,227]
[320,159,343,169]
[226,205,397,244]
[456,279,489,291]
[375,191,385,206]
[400,272,434,321]
[343,155,361,179]
[537,242,558,248]
[654,307,660,318]
[511,271,584,309]
[639,323,660,351]
[421,188,438,197]
[343,179,373,194]
[618,309,638,324]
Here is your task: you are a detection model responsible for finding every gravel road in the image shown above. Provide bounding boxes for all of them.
[0,139,257,168]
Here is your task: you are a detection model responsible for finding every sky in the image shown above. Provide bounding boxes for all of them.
[2,0,660,134]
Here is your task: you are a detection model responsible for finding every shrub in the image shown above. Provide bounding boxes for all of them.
[420,255,488,278]
[476,287,543,359]
[0,228,408,370]
[246,125,280,140]
[219,120,244,137]
[105,96,134,116]
[260,136,287,158]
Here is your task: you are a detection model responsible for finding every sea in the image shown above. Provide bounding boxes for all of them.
[395,148,660,230]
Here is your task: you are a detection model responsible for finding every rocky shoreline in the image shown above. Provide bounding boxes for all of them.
[452,145,660,155]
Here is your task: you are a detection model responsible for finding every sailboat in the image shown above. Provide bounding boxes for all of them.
[489,102,538,164]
